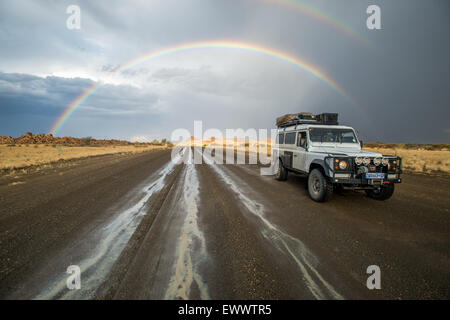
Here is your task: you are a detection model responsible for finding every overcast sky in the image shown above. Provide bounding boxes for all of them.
[0,0,449,143]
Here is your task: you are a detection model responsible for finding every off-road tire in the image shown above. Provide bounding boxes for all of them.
[308,168,333,202]
[366,184,395,200]
[275,159,288,181]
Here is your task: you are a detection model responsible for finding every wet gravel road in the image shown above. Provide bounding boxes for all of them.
[0,148,449,299]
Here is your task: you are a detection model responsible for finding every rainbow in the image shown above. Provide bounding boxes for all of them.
[263,0,371,49]
[49,41,360,135]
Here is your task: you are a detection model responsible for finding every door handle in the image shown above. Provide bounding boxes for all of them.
[294,155,298,157]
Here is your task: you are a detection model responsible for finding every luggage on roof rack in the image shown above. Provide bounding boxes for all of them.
[276,112,338,127]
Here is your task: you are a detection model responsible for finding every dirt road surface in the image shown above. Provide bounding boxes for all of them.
[0,148,449,299]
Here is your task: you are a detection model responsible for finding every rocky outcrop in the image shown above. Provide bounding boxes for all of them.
[0,132,152,146]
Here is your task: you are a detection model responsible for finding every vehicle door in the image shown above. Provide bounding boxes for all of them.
[293,131,308,172]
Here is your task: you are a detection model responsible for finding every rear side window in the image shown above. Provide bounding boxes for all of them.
[277,133,284,144]
[285,132,296,144]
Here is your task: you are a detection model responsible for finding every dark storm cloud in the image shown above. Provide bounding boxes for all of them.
[0,72,93,115]
[0,72,160,137]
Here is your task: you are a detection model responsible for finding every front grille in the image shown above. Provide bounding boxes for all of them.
[353,158,387,175]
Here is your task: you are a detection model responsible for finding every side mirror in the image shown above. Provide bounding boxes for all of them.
[360,140,364,148]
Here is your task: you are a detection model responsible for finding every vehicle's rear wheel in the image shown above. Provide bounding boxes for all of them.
[308,168,333,202]
[366,184,395,200]
[275,159,288,181]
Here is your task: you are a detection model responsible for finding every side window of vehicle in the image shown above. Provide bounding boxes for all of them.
[285,132,296,144]
[278,133,284,144]
[297,131,307,148]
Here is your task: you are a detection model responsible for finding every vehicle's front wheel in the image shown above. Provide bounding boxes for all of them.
[308,168,333,202]
[366,184,395,200]
[275,159,288,181]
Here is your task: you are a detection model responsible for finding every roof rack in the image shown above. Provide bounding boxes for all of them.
[276,112,338,128]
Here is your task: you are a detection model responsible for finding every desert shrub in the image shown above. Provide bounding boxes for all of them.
[426,144,449,151]
[81,136,92,145]
[364,142,382,148]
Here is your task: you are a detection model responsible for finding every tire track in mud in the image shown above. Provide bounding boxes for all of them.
[99,147,210,300]
[199,149,343,300]
[164,147,210,300]
[35,150,186,299]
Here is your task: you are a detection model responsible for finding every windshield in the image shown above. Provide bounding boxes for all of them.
[309,128,358,143]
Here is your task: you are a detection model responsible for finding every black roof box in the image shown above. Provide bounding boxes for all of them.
[276,112,338,127]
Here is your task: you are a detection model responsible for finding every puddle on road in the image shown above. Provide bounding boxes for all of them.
[35,149,186,299]
[165,148,210,300]
[201,150,343,300]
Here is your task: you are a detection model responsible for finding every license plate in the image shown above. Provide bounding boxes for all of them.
[365,172,385,179]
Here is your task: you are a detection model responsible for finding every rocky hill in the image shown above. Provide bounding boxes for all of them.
[0,132,152,146]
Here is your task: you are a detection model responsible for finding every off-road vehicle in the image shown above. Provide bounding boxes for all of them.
[274,112,402,202]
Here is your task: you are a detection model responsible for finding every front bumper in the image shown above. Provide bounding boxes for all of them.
[324,156,402,186]
[331,176,401,186]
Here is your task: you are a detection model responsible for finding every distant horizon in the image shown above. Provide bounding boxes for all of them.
[1,131,449,146]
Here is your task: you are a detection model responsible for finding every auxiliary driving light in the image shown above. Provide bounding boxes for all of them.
[382,157,389,166]
[355,157,363,165]
[363,157,371,166]
[373,157,382,166]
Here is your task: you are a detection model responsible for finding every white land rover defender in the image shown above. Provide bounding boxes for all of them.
[274,113,402,202]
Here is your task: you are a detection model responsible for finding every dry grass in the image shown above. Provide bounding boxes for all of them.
[365,147,450,174]
[364,142,449,151]
[0,144,167,170]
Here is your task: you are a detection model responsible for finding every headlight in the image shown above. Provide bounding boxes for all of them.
[339,160,348,170]
[382,158,389,166]
[373,157,381,166]
[388,160,398,171]
[363,157,371,166]
[355,157,363,165]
